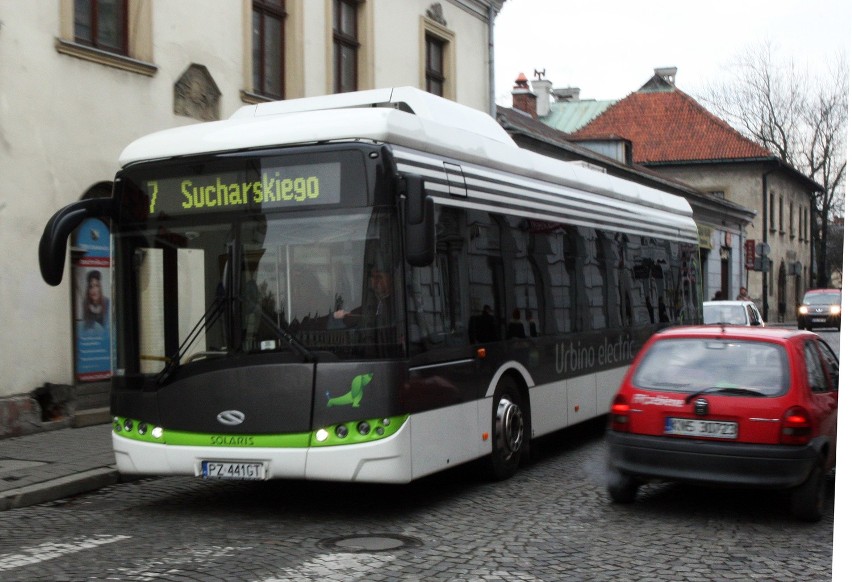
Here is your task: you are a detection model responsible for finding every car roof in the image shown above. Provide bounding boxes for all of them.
[804,289,841,295]
[652,325,809,342]
[702,300,755,307]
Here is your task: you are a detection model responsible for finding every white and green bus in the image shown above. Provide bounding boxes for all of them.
[40,87,701,483]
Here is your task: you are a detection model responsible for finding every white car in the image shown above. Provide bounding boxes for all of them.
[702,300,765,327]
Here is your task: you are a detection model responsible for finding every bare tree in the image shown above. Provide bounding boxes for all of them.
[826,221,845,285]
[699,42,847,286]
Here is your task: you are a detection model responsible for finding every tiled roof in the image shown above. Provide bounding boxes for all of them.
[568,87,774,164]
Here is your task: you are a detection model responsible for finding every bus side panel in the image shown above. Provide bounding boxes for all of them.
[595,366,629,416]
[528,380,568,438]
[410,401,482,480]
[566,375,600,425]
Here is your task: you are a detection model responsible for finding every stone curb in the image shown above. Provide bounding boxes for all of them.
[0,467,119,511]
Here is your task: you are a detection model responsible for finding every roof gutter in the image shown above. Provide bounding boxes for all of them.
[643,157,824,193]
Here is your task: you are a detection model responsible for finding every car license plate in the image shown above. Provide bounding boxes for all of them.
[664,417,738,439]
[812,317,827,323]
[201,460,267,480]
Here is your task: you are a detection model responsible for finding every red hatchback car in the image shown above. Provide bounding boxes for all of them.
[606,326,839,521]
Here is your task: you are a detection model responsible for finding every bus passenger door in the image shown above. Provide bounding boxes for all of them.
[404,204,479,410]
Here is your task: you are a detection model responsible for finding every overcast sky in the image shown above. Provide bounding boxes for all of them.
[493,0,852,103]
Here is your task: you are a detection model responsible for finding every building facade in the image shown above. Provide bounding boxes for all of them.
[0,0,503,434]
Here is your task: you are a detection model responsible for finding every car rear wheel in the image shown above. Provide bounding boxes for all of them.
[607,466,639,503]
[790,464,826,522]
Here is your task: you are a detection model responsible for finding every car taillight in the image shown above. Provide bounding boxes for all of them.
[780,406,813,445]
[610,394,631,432]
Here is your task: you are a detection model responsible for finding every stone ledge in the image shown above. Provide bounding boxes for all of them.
[73,407,112,428]
[0,396,44,439]
[1,385,111,439]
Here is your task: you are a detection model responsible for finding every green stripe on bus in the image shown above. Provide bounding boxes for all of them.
[167,431,311,447]
[113,415,408,448]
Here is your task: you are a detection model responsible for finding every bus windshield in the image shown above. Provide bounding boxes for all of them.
[114,207,403,376]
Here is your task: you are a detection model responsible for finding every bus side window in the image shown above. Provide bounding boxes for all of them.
[467,210,501,341]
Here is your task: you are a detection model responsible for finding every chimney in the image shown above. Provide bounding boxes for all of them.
[654,66,677,85]
[552,87,581,102]
[530,69,552,117]
[511,73,537,120]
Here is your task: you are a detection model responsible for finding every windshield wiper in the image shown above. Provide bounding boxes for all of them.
[685,386,767,404]
[158,283,319,384]
[254,309,316,362]
[237,285,316,363]
[157,293,228,385]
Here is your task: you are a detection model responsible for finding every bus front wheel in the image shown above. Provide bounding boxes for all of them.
[485,377,527,481]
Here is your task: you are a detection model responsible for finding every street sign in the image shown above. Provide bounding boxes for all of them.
[752,256,771,272]
[745,240,755,270]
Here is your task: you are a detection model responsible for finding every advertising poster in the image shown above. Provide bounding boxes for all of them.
[74,218,112,381]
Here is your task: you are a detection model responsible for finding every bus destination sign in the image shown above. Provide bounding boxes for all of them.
[145,161,341,216]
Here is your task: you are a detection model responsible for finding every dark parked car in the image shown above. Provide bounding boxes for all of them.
[606,325,839,521]
[798,289,841,330]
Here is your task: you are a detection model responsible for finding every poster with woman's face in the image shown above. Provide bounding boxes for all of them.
[77,267,111,332]
[73,218,112,381]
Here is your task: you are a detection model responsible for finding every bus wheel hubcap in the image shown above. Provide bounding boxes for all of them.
[495,397,524,457]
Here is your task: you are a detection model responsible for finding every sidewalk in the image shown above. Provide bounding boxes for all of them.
[0,423,119,511]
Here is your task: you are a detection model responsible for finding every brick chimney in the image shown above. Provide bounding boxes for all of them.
[512,73,537,120]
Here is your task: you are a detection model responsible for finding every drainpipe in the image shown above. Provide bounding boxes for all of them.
[761,162,779,320]
[810,189,819,288]
[488,2,496,118]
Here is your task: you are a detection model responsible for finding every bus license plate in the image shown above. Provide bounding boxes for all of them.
[201,461,267,480]
[664,418,738,439]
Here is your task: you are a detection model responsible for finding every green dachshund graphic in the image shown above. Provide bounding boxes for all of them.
[326,373,373,407]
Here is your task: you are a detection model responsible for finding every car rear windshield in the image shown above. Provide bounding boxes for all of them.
[703,303,747,325]
[632,338,790,397]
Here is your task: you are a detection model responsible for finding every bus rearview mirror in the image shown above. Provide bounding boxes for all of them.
[403,174,435,267]
[39,198,114,286]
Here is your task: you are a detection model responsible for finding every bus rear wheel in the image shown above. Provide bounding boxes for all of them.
[485,377,527,481]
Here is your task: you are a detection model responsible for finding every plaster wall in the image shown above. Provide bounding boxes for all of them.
[0,0,497,400]
[652,163,812,321]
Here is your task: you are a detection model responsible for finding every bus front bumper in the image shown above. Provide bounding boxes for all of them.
[112,417,414,484]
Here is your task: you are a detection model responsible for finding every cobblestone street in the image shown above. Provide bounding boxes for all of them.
[0,417,834,581]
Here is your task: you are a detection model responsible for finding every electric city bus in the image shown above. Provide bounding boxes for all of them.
[39,87,701,483]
